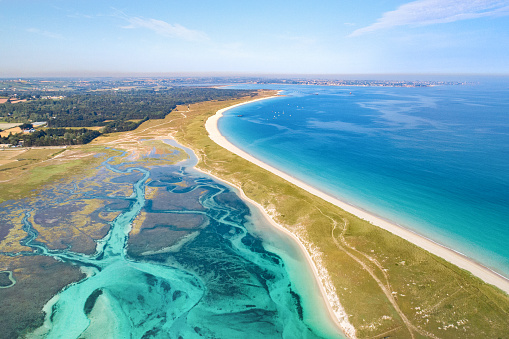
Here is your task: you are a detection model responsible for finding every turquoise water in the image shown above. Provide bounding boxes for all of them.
[0,143,342,338]
[220,80,509,278]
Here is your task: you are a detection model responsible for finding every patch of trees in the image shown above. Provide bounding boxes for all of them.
[0,86,253,147]
[19,123,33,130]
[0,128,101,147]
[0,87,252,127]
[102,116,148,133]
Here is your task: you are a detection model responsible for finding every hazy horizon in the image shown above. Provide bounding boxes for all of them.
[2,72,509,82]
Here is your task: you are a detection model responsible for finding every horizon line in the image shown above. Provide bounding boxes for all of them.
[1,71,509,79]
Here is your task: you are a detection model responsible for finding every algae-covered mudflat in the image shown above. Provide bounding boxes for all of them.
[0,105,341,338]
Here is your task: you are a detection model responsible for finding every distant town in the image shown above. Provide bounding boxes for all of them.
[250,78,472,87]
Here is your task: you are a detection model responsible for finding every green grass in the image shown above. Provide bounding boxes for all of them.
[0,146,119,203]
[171,94,509,338]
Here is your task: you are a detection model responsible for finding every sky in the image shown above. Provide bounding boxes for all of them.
[1,0,508,76]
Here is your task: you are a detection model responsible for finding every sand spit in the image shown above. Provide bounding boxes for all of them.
[194,166,355,338]
[204,98,509,320]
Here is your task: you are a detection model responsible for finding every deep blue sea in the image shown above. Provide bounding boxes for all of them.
[220,79,509,278]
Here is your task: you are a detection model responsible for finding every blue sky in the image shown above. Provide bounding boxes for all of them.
[1,0,508,76]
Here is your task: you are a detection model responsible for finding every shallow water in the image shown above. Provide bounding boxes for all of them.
[221,80,509,277]
[1,143,342,338]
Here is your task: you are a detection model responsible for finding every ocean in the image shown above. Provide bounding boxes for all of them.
[220,79,509,278]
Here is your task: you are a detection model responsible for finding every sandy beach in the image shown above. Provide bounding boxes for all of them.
[205,96,509,301]
[194,167,353,337]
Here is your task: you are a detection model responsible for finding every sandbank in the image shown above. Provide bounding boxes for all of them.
[205,96,509,299]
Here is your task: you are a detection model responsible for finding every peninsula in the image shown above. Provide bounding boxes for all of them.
[206,96,509,295]
[172,91,509,338]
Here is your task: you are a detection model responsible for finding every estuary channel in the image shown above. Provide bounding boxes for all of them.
[3,141,342,338]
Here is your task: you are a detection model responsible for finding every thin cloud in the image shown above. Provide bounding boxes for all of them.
[122,14,209,42]
[276,34,316,45]
[350,0,509,37]
[67,13,95,19]
[26,28,63,39]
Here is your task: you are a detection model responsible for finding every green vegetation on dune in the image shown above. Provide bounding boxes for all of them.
[172,94,509,338]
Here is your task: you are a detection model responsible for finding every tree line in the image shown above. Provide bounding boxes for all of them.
[0,87,251,127]
[0,128,101,147]
[0,87,252,146]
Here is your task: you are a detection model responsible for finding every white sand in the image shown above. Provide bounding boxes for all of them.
[194,167,355,338]
[205,96,509,299]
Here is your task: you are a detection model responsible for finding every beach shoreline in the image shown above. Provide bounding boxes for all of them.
[205,96,509,299]
[193,166,352,338]
[166,134,350,336]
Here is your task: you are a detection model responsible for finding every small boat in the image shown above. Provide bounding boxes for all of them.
[237,115,243,117]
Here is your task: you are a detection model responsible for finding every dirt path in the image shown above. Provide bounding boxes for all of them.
[317,208,439,339]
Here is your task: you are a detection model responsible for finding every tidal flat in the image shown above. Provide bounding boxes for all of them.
[0,139,340,338]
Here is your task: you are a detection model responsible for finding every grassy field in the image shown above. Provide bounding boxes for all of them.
[0,146,117,203]
[0,126,23,138]
[0,93,508,338]
[167,93,509,338]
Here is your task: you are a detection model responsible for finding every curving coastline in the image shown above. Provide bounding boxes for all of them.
[205,96,509,300]
[194,166,354,338]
